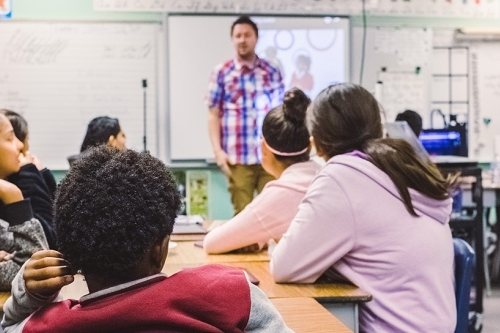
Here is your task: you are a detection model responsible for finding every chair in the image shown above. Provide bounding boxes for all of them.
[453,238,476,333]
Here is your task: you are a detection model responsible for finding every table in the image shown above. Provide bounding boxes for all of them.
[270,298,353,333]
[0,291,8,310]
[166,241,270,264]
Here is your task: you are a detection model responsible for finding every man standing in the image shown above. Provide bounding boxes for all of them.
[206,16,284,215]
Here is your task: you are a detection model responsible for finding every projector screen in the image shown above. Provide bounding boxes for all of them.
[168,15,350,161]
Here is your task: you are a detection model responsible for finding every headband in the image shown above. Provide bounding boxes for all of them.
[262,137,309,157]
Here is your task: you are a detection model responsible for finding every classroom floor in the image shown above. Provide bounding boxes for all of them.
[483,283,500,332]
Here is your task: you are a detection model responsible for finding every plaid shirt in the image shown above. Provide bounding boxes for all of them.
[206,57,284,165]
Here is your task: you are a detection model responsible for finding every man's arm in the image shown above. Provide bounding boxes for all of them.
[208,107,231,176]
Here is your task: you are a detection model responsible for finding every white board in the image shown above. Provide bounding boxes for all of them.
[167,15,350,161]
[0,22,159,169]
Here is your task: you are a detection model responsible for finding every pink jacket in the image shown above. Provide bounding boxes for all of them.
[271,153,456,333]
[204,160,320,254]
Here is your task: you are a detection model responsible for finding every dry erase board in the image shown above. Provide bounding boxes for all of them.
[0,22,159,169]
[167,15,350,162]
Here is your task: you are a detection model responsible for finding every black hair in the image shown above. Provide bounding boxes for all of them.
[231,16,258,37]
[309,83,453,216]
[80,116,121,152]
[262,88,311,166]
[395,110,423,137]
[0,109,28,143]
[55,146,180,280]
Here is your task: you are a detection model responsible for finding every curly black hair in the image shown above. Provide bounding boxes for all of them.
[55,146,180,279]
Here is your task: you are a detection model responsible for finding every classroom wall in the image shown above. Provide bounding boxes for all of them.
[12,0,500,219]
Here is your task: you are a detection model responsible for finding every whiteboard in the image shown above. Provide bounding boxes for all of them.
[167,15,350,161]
[0,22,159,170]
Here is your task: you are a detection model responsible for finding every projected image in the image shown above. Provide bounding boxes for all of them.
[256,29,345,98]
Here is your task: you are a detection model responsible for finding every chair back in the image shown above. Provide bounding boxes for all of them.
[453,238,475,333]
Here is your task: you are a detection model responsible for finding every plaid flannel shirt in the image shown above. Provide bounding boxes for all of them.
[206,57,284,165]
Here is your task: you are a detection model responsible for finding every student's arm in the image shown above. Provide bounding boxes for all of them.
[0,198,49,290]
[8,163,57,249]
[208,108,231,176]
[244,280,293,332]
[203,185,286,254]
[270,173,356,283]
[2,251,72,333]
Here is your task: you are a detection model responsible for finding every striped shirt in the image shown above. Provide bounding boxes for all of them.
[206,57,284,165]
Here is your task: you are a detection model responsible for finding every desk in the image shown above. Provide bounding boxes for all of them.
[166,241,270,264]
[0,291,9,310]
[270,298,353,333]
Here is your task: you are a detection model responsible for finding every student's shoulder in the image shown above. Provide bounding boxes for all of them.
[174,264,247,284]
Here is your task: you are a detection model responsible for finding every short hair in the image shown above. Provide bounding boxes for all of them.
[262,88,311,165]
[231,16,258,37]
[80,116,121,152]
[395,110,423,137]
[0,109,28,143]
[55,146,180,280]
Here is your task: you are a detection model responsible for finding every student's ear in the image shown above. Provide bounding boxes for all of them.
[108,135,116,147]
[150,235,170,272]
[310,136,325,160]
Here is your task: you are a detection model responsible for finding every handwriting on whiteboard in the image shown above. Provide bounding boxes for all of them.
[379,72,426,123]
[94,0,499,18]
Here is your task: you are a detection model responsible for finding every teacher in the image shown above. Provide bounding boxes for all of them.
[206,16,284,215]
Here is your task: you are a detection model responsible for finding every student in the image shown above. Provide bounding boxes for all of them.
[2,146,292,333]
[67,116,126,167]
[0,110,57,249]
[395,109,423,137]
[0,113,49,291]
[270,83,457,332]
[204,88,320,254]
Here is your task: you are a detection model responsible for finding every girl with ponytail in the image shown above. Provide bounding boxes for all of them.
[203,88,320,254]
[271,83,456,333]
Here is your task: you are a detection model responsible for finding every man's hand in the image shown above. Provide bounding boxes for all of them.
[0,179,23,204]
[23,250,74,297]
[215,149,232,176]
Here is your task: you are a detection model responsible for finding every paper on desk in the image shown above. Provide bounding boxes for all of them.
[175,215,204,224]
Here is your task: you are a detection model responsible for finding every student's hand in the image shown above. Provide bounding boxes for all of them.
[0,179,23,204]
[19,151,43,170]
[232,243,261,254]
[215,150,232,176]
[23,250,74,297]
[0,250,13,262]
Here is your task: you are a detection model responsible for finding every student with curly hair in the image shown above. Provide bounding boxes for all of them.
[0,113,48,291]
[204,88,320,254]
[2,146,292,333]
[0,109,57,249]
[271,83,456,332]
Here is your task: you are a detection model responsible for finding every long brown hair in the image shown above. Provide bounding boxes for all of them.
[308,83,452,216]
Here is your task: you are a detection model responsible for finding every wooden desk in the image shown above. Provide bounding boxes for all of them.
[166,241,269,264]
[163,262,370,302]
[271,298,353,333]
[0,291,9,311]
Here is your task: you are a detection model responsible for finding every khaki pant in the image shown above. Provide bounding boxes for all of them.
[228,164,275,216]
